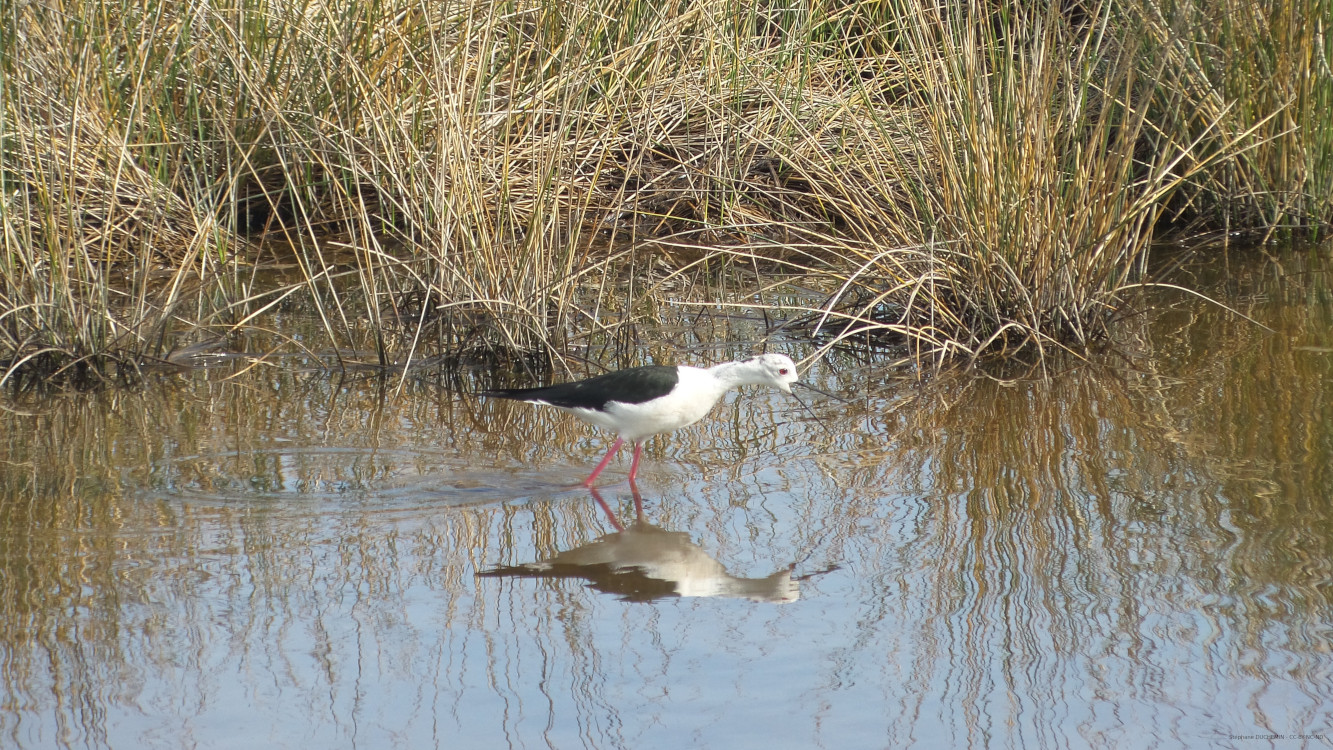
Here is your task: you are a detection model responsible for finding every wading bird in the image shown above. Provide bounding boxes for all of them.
[482,353,829,487]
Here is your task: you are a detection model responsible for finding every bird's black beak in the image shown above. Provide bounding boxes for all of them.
[792,381,846,402]
[788,382,844,434]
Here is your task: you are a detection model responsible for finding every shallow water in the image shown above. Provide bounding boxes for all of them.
[2,246,1332,749]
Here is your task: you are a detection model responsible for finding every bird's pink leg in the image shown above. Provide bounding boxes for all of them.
[628,442,644,483]
[582,437,624,487]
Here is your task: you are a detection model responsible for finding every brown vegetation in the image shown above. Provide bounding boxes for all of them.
[2,0,1329,386]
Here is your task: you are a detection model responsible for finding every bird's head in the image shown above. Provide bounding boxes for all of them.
[748,353,800,393]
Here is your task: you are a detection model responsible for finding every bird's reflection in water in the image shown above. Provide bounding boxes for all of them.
[479,484,799,603]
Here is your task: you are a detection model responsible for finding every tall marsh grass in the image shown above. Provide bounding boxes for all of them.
[1,0,1329,386]
[802,0,1280,361]
[1135,0,1333,232]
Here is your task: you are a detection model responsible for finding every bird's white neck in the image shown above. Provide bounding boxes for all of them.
[706,359,768,390]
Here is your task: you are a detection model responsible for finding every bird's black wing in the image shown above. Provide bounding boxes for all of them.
[481,365,679,410]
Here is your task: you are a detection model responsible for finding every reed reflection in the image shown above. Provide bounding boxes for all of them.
[479,484,799,603]
[2,246,1332,748]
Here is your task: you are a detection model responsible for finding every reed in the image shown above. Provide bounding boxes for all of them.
[1132,0,1333,234]
[1,0,1329,386]
[800,0,1298,362]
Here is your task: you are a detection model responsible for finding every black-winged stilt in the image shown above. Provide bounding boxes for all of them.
[482,352,824,487]
[478,489,800,603]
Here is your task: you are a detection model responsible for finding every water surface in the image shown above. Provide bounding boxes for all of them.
[2,246,1332,749]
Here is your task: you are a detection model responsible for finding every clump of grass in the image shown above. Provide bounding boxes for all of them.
[1,0,262,387]
[2,0,1331,388]
[228,0,929,361]
[799,0,1278,363]
[1133,0,1333,234]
